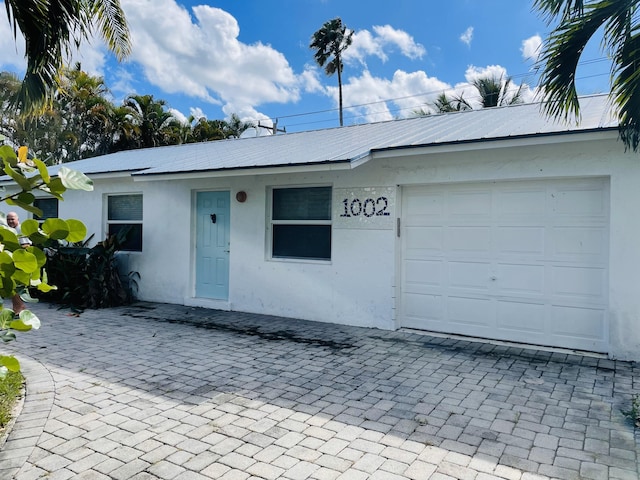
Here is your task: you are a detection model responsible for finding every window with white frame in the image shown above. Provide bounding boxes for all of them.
[33,198,58,221]
[270,186,332,260]
[107,194,143,252]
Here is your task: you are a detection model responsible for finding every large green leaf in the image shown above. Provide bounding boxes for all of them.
[5,198,43,216]
[20,219,40,236]
[0,355,20,372]
[16,310,40,330]
[3,164,32,191]
[42,218,70,240]
[65,219,87,242]
[0,146,17,165]
[34,158,50,183]
[27,247,47,268]
[13,249,38,273]
[9,319,32,331]
[59,167,94,191]
[12,269,30,285]
[0,228,20,251]
[36,282,57,293]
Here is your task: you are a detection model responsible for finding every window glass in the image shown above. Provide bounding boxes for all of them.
[271,187,331,260]
[107,194,143,252]
[273,187,331,221]
[108,195,142,221]
[33,198,58,220]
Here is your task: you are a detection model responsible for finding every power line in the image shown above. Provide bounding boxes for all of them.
[268,56,613,130]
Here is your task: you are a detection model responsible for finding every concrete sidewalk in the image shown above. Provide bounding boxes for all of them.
[0,302,638,479]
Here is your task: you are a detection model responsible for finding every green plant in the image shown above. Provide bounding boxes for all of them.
[0,370,23,428]
[0,145,92,378]
[39,228,138,309]
[623,394,640,427]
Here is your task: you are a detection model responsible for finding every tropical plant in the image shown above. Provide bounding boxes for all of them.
[122,94,181,148]
[4,0,130,110]
[40,229,137,309]
[534,0,640,150]
[425,75,524,115]
[310,17,354,127]
[0,145,93,378]
[472,75,524,108]
[429,92,472,114]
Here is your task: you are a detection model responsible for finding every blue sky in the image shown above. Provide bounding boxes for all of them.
[0,0,612,133]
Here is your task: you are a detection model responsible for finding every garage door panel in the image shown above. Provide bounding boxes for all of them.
[496,227,545,255]
[552,227,607,259]
[448,261,491,291]
[405,260,442,291]
[404,293,443,324]
[448,191,492,216]
[448,296,493,327]
[551,305,605,341]
[447,227,491,253]
[496,263,545,295]
[400,178,609,352]
[496,301,546,333]
[406,226,443,254]
[553,186,608,216]
[551,266,606,300]
[497,189,547,216]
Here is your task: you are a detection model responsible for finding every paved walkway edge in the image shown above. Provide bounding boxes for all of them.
[0,355,55,479]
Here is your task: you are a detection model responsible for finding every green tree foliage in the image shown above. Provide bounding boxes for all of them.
[535,0,640,150]
[0,68,255,162]
[4,0,130,110]
[0,145,93,378]
[310,18,354,127]
[426,75,524,115]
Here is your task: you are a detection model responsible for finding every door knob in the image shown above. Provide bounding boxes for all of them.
[210,214,216,223]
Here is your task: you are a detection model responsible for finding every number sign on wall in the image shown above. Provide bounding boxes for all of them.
[333,187,395,230]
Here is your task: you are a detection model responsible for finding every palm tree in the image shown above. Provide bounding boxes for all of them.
[472,75,524,108]
[426,75,523,115]
[534,0,640,150]
[429,92,473,114]
[310,17,354,127]
[122,94,180,149]
[4,0,130,110]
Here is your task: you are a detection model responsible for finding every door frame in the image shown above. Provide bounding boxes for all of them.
[187,189,232,310]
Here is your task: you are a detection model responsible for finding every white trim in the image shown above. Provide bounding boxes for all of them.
[183,297,231,311]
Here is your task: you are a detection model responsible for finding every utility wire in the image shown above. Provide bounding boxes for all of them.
[268,56,613,130]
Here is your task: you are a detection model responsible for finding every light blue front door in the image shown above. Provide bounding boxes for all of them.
[195,191,230,299]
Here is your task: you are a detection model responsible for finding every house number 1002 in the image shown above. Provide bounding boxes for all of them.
[340,197,390,218]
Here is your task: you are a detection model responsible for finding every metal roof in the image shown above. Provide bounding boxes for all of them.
[54,94,618,178]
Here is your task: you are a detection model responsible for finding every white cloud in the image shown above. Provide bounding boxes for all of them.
[522,35,542,62]
[460,27,473,47]
[332,69,451,124]
[345,25,425,65]
[120,0,302,116]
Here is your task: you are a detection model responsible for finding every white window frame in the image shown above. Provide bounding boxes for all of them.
[106,193,143,252]
[267,185,332,262]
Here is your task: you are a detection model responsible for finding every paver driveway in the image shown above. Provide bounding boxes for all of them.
[0,302,638,479]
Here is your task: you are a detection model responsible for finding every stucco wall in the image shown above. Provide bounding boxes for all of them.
[8,134,640,360]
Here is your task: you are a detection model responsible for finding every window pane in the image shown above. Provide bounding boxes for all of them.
[108,224,143,252]
[272,225,331,260]
[108,195,142,221]
[34,198,58,220]
[273,187,331,220]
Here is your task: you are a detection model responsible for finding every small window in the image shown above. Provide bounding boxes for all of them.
[271,186,331,260]
[33,198,58,220]
[107,194,142,252]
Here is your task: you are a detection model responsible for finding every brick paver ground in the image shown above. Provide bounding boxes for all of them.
[0,302,638,479]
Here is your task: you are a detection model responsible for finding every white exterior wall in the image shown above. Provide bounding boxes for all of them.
[18,134,640,360]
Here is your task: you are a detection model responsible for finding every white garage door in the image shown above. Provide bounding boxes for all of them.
[399,178,609,352]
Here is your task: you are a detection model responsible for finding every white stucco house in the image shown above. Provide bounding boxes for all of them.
[9,94,640,361]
